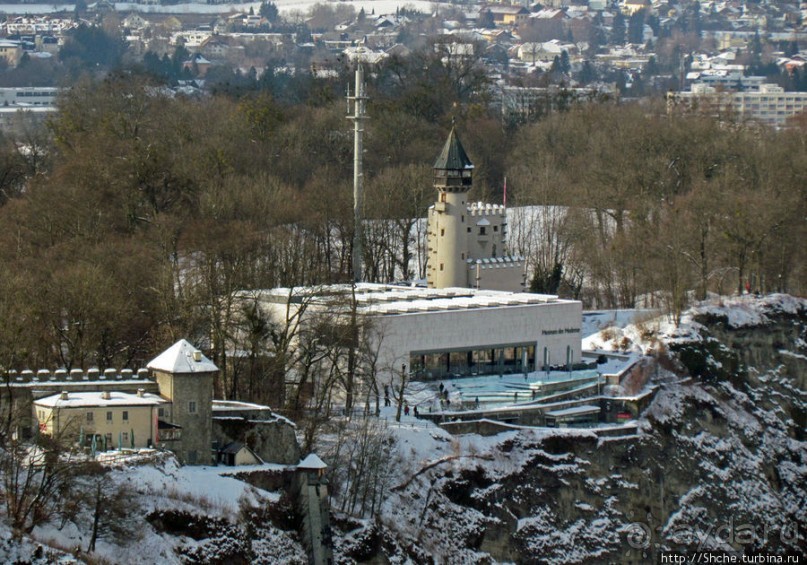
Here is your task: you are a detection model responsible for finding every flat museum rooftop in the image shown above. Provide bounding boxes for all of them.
[243,283,569,316]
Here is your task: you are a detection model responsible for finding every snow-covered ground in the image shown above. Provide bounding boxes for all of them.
[2,294,804,563]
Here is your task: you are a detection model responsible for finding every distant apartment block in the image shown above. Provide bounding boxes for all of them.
[498,85,614,122]
[686,71,767,92]
[668,83,807,128]
[0,87,59,132]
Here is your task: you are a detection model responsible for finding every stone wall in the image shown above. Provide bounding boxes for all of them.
[213,417,300,465]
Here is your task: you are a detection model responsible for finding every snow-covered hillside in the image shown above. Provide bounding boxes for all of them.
[1,295,804,563]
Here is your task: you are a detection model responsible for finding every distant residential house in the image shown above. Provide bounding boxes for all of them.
[170,30,212,48]
[479,28,515,44]
[781,56,806,74]
[0,41,22,68]
[487,6,530,26]
[182,54,212,77]
[621,0,651,15]
[517,40,571,63]
[122,13,149,32]
[531,8,569,21]
[161,16,183,33]
[86,0,115,14]
[334,20,352,32]
[437,41,477,59]
[200,35,232,60]
[343,46,388,64]
[385,43,411,58]
[374,16,397,30]
[36,35,60,55]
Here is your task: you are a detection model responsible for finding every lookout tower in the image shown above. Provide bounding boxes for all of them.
[427,127,474,289]
[427,129,525,291]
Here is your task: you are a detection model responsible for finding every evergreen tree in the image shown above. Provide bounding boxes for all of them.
[58,24,127,70]
[560,50,571,74]
[259,1,279,23]
[479,9,495,29]
[644,55,658,77]
[612,12,626,45]
[628,9,645,44]
[579,60,597,84]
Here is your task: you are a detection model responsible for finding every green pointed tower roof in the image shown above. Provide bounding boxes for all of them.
[434,127,474,171]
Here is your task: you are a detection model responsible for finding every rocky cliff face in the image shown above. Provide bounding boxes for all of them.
[345,295,806,564]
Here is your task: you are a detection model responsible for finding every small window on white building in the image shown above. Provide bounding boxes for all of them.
[106,411,112,422]
[87,412,93,423]
[122,432,128,444]
[122,411,129,422]
[188,401,197,414]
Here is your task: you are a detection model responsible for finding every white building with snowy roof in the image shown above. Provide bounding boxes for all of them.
[238,282,582,383]
[34,389,166,450]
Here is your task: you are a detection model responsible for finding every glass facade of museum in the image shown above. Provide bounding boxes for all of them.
[409,343,536,380]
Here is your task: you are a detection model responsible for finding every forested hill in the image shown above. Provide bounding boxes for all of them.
[0,75,804,406]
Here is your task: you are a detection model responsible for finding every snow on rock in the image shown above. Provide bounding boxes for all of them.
[691,293,806,329]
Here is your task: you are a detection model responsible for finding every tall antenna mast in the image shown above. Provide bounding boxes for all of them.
[347,44,368,283]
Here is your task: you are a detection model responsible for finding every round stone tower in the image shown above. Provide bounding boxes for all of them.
[427,127,474,289]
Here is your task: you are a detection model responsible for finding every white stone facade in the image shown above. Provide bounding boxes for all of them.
[244,284,582,383]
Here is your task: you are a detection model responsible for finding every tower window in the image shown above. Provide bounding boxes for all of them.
[440,228,445,237]
[493,225,498,232]
[479,227,487,236]
[188,401,197,414]
[467,227,471,233]
[461,215,465,223]
[461,253,465,259]
[440,263,444,271]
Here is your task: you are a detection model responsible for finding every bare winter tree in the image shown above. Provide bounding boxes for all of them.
[325,415,400,519]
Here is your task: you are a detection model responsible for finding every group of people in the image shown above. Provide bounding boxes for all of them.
[384,384,420,417]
